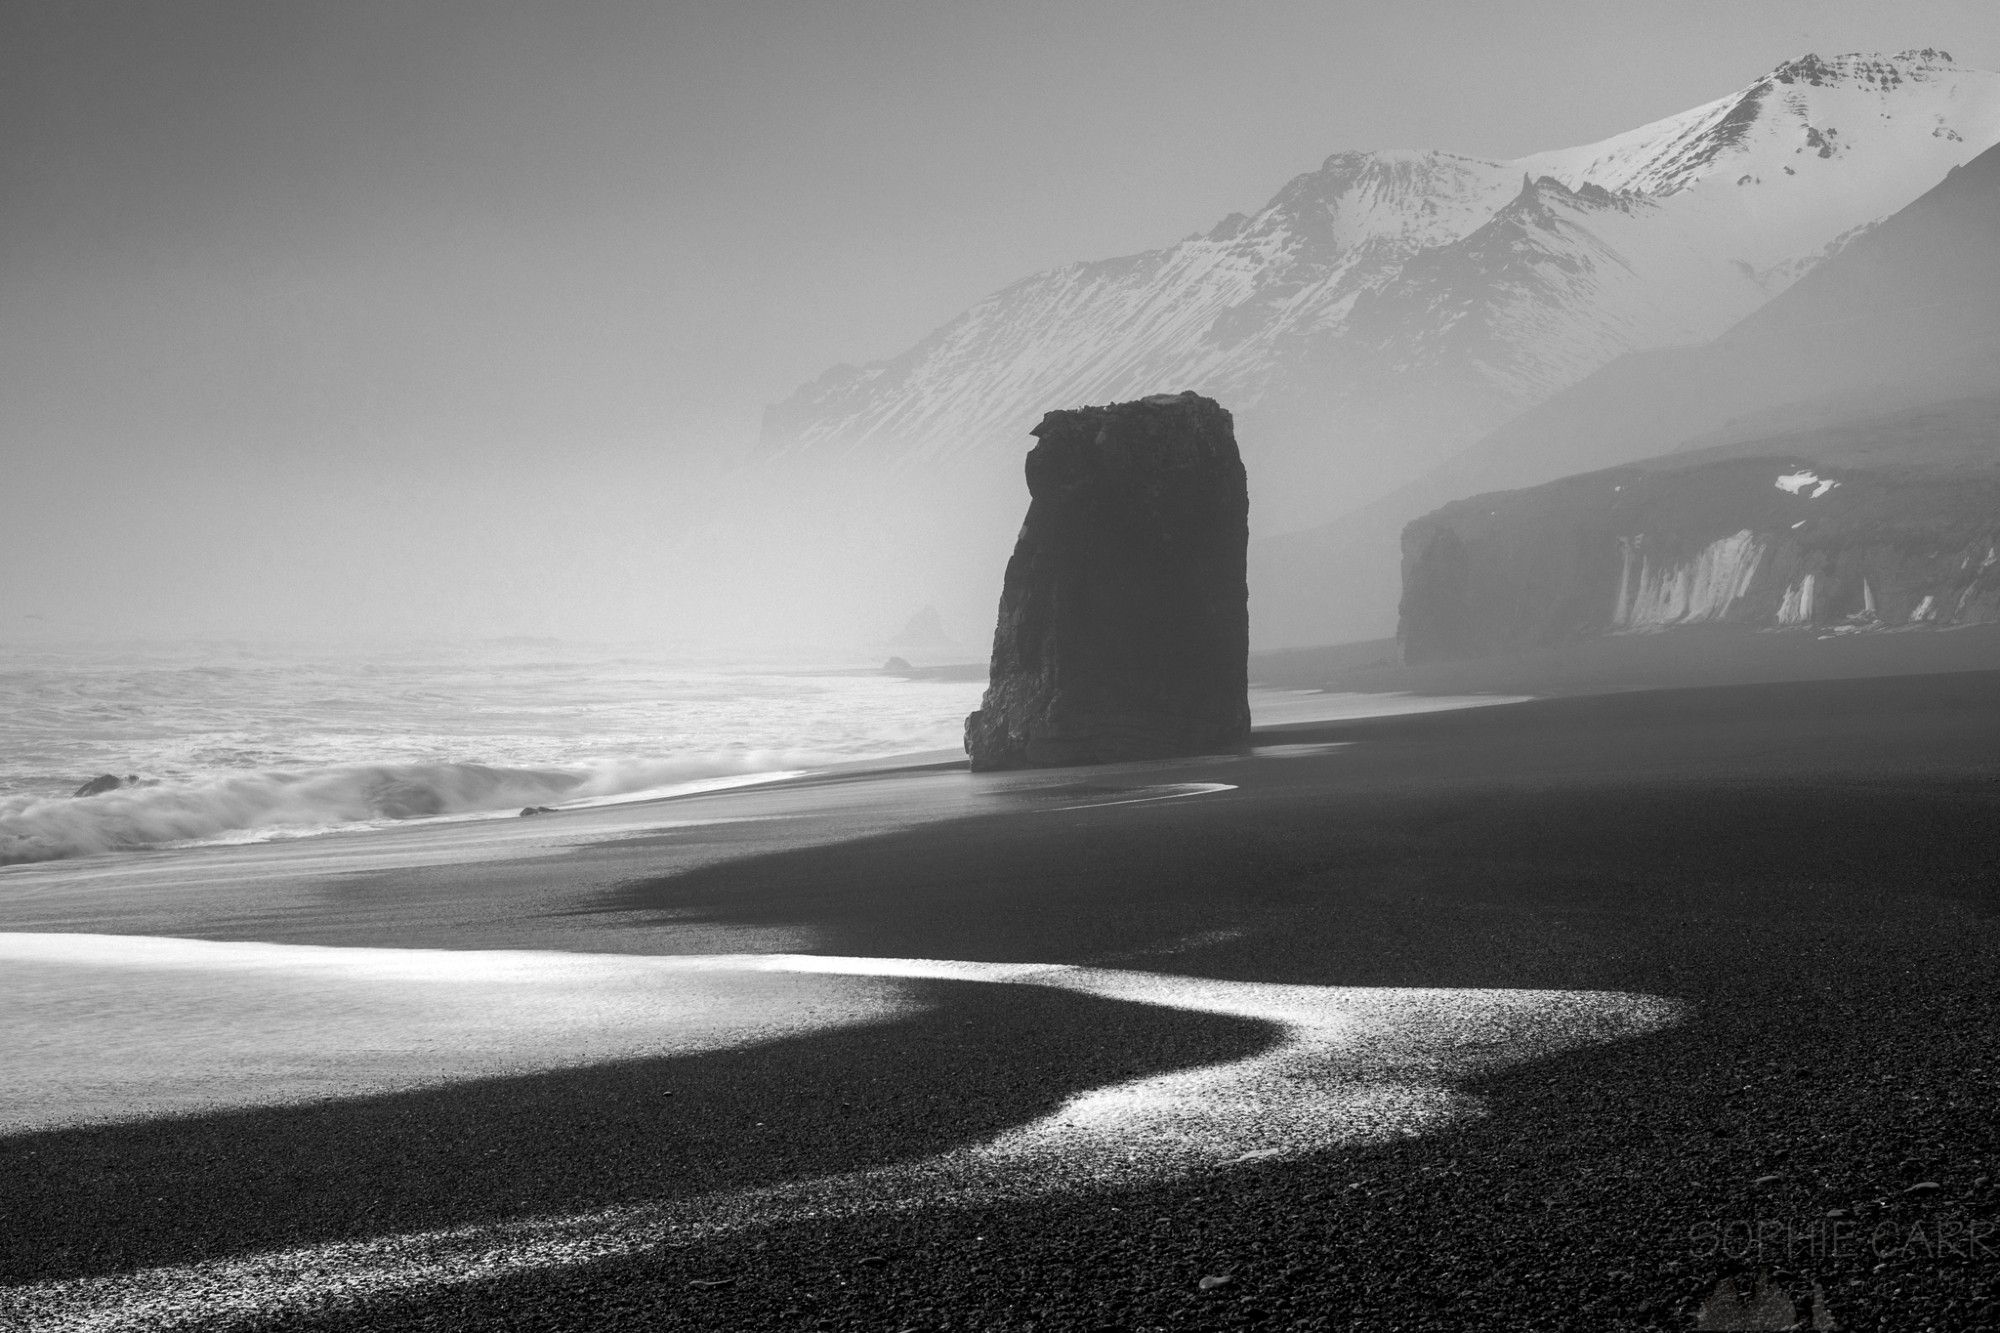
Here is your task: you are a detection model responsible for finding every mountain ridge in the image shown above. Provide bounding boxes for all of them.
[1252,136,2000,648]
[764,49,2000,538]
[1417,135,2000,514]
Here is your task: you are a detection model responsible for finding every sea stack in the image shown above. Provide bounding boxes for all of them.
[964,391,1251,771]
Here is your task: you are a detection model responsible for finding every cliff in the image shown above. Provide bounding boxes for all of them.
[965,393,1250,770]
[1399,401,2000,662]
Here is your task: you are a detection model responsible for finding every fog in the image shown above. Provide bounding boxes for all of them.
[8,1,2000,655]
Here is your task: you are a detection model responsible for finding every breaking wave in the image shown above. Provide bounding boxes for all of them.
[0,754,812,867]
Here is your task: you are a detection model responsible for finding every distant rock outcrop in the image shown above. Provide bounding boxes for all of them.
[880,604,962,662]
[72,774,132,798]
[1399,412,2000,662]
[964,392,1250,770]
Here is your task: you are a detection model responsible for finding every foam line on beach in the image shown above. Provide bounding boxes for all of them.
[1052,781,1236,810]
[1,943,1682,1330]
[0,755,831,866]
[1247,691,1532,727]
[0,689,1523,871]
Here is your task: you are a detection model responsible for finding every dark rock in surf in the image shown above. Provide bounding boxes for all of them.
[72,774,127,798]
[964,391,1250,771]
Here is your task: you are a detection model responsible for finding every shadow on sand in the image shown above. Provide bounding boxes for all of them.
[0,978,1274,1285]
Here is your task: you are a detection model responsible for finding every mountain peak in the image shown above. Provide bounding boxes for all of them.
[1768,49,1955,87]
[764,48,2000,545]
[1514,47,1997,200]
[1313,147,1498,180]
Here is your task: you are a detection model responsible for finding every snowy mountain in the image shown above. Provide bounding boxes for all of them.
[1417,134,2000,509]
[1258,134,2000,650]
[765,51,2000,532]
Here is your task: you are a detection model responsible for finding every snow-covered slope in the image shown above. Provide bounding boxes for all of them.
[762,148,1531,471]
[765,50,2000,529]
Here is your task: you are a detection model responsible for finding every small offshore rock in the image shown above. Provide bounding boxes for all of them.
[72,774,127,798]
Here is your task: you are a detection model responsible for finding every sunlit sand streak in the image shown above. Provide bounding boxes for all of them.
[1052,781,1236,810]
[2,946,1681,1331]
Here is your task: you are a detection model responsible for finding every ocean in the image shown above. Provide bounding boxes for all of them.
[0,641,988,865]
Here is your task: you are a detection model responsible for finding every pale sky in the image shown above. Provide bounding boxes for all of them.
[8,0,2000,643]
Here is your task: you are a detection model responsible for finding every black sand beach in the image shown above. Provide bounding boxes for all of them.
[6,671,2000,1330]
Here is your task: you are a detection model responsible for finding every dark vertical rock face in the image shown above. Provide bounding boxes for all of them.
[964,392,1251,771]
[1398,526,1474,664]
[1396,430,2000,665]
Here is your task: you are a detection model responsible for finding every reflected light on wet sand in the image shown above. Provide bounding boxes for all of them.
[0,934,913,1133]
[1,934,1679,1331]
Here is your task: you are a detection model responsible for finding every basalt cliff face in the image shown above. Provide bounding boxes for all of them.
[1400,412,2000,663]
[965,392,1250,770]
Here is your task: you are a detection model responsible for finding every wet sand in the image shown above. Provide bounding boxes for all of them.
[4,673,2000,1330]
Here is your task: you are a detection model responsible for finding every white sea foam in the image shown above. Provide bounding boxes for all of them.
[0,754,842,865]
[0,643,1524,868]
[0,642,988,865]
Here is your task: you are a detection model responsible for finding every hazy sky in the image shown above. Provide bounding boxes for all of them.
[9,0,2000,643]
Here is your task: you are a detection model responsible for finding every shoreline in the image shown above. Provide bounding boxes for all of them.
[5,669,1998,1329]
[0,687,1525,876]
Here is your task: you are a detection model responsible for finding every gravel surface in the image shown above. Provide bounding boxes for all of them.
[6,671,2000,1331]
